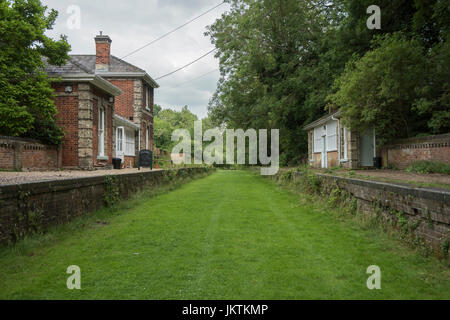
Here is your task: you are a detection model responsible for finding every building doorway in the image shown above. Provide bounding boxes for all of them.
[360,129,375,167]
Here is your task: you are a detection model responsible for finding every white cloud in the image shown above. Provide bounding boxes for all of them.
[42,0,229,118]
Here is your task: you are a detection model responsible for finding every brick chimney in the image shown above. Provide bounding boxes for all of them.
[95,32,112,71]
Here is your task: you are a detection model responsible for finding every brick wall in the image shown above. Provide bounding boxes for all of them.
[327,151,338,167]
[54,84,79,167]
[0,167,214,245]
[0,141,15,170]
[123,156,136,168]
[108,79,135,120]
[53,82,115,169]
[381,133,450,169]
[106,79,155,152]
[0,136,62,171]
[142,84,154,151]
[95,41,111,66]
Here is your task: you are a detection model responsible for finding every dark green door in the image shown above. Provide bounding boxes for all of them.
[360,130,375,167]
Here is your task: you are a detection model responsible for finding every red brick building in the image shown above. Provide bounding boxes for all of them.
[45,33,159,169]
[46,63,122,170]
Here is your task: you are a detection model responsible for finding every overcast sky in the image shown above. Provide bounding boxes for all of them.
[41,0,230,119]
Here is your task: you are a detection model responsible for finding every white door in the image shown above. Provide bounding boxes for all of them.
[116,127,125,162]
[321,136,327,168]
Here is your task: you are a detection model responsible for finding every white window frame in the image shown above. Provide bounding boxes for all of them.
[124,129,136,156]
[145,87,150,111]
[98,107,105,157]
[326,121,337,152]
[313,127,323,154]
[116,126,124,153]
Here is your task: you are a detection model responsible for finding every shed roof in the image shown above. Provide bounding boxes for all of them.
[303,110,341,131]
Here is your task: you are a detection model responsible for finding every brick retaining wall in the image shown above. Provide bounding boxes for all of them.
[381,133,450,169]
[0,167,214,245]
[0,136,62,171]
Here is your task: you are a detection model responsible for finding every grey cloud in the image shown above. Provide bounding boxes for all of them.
[42,0,229,119]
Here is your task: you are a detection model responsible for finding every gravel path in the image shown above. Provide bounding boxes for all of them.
[0,168,162,186]
[307,168,450,187]
[352,169,450,185]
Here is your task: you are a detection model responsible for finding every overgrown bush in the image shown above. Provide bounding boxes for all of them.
[406,161,450,175]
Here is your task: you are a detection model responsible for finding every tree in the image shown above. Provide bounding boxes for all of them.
[329,34,432,144]
[154,105,199,152]
[153,104,162,117]
[207,0,449,163]
[413,34,450,134]
[207,0,327,165]
[0,0,70,144]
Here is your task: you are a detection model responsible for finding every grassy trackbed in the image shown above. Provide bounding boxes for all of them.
[0,170,448,299]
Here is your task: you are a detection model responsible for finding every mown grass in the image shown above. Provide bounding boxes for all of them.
[0,170,448,299]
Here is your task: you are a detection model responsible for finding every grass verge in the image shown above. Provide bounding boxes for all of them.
[0,170,448,299]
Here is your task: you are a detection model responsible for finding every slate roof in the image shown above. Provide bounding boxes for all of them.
[43,56,123,96]
[44,55,158,87]
[303,110,341,130]
[70,55,146,73]
[44,56,94,76]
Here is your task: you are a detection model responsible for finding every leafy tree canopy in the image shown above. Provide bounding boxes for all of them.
[207,0,449,164]
[0,0,70,144]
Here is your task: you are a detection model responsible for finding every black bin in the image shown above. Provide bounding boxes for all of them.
[373,157,382,169]
[112,158,122,170]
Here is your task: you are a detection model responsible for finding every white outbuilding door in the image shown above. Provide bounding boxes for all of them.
[321,126,327,168]
[116,126,125,162]
[321,135,327,168]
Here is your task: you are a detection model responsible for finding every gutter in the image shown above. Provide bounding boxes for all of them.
[331,114,341,161]
[113,114,140,130]
[96,72,160,89]
[53,73,123,96]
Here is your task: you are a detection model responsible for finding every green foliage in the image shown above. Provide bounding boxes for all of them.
[406,161,450,175]
[0,0,70,144]
[154,105,225,162]
[153,104,162,117]
[441,239,449,259]
[396,210,408,233]
[104,176,120,207]
[329,34,431,144]
[154,105,198,152]
[207,0,449,163]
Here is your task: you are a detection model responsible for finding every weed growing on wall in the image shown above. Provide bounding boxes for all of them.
[104,176,120,207]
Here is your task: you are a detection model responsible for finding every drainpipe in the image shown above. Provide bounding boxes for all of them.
[331,115,340,162]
